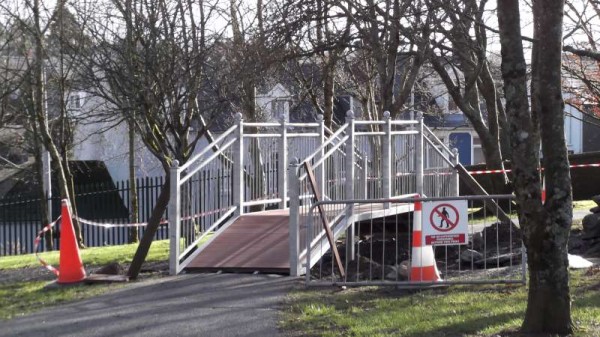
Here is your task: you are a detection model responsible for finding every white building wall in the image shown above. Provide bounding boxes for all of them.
[564,103,583,154]
[70,93,210,183]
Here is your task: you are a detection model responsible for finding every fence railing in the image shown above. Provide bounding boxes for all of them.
[305,195,524,287]
[0,176,167,256]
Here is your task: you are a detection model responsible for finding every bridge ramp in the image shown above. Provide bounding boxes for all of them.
[185,209,295,273]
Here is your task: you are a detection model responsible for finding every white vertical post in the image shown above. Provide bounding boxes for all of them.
[382,111,392,207]
[416,112,424,197]
[233,113,244,216]
[42,68,52,218]
[278,116,288,209]
[169,160,181,275]
[316,114,325,199]
[288,158,300,276]
[360,154,368,199]
[451,148,460,197]
[345,110,355,261]
[345,111,356,199]
[42,150,52,217]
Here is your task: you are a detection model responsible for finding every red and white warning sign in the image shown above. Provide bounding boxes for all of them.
[422,200,468,246]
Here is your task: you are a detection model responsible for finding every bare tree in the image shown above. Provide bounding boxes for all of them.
[426,0,509,174]
[270,0,353,127]
[563,0,600,118]
[0,0,88,247]
[497,0,573,333]
[333,0,430,119]
[79,0,227,279]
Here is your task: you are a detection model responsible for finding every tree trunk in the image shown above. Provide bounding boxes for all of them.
[33,137,53,250]
[30,0,84,248]
[323,68,335,128]
[127,178,170,279]
[522,211,572,333]
[128,118,139,243]
[497,0,573,334]
[523,0,573,333]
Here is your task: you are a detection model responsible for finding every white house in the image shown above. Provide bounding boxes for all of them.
[256,83,292,122]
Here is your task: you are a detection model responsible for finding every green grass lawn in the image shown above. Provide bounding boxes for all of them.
[0,240,169,270]
[280,269,600,337]
[0,240,170,320]
[0,280,123,320]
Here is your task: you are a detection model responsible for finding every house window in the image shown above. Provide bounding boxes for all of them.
[68,92,82,110]
[271,99,289,121]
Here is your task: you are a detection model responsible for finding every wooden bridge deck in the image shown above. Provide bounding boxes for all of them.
[184,202,414,274]
[185,209,293,273]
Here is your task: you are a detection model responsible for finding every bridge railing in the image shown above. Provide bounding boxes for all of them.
[169,110,463,275]
[422,125,460,198]
[169,124,238,274]
[169,113,325,274]
[240,118,322,211]
[289,111,462,276]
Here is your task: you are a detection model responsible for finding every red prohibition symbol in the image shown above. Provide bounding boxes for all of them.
[430,203,459,232]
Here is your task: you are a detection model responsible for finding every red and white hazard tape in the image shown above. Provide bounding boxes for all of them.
[73,207,229,229]
[468,163,600,175]
[35,207,229,274]
[33,217,61,276]
[468,168,512,175]
[569,163,600,169]
[73,216,167,228]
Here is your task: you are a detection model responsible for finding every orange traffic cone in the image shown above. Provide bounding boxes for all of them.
[410,199,442,282]
[57,199,86,284]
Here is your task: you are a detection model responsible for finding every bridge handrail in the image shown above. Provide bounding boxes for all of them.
[298,135,349,181]
[423,125,457,161]
[180,137,237,184]
[179,124,238,172]
[324,125,365,161]
[301,124,348,165]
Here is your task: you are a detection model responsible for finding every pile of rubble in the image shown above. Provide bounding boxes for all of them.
[582,195,600,257]
[458,221,522,267]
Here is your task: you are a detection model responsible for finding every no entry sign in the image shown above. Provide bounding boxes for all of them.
[422,200,468,246]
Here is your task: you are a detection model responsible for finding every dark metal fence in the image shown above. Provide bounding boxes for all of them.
[0,176,168,256]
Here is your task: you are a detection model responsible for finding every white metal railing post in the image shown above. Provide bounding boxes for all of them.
[288,158,301,276]
[451,148,460,196]
[316,114,325,199]
[360,154,368,199]
[345,110,356,261]
[345,111,356,200]
[169,160,181,275]
[278,116,288,209]
[233,113,244,216]
[416,112,424,197]
[382,111,392,206]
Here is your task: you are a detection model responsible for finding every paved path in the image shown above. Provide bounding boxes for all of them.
[2,273,301,337]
